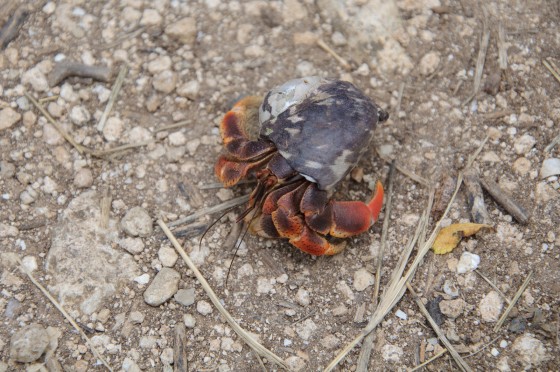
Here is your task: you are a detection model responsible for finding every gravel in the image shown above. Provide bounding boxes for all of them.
[143,268,181,306]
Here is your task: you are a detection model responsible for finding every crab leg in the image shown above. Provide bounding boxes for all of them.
[301,181,384,238]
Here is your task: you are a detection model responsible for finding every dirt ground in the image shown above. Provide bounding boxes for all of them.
[1,0,559,371]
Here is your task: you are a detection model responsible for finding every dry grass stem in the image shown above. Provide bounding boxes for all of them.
[326,137,488,371]
[157,220,289,370]
[91,140,154,158]
[545,132,560,152]
[198,180,255,190]
[463,168,491,224]
[166,194,250,228]
[493,271,533,332]
[316,39,351,70]
[479,177,529,224]
[100,188,112,228]
[156,119,191,132]
[18,262,113,371]
[409,348,448,372]
[376,152,430,186]
[173,323,188,372]
[543,59,560,84]
[482,110,513,120]
[25,92,89,154]
[96,65,128,131]
[465,336,501,358]
[498,22,508,70]
[463,15,490,105]
[474,269,511,305]
[407,284,472,372]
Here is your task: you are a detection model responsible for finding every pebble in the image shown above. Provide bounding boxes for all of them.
[513,134,536,155]
[186,138,200,155]
[60,83,79,102]
[153,70,177,93]
[197,300,213,315]
[295,318,317,340]
[296,61,316,76]
[160,347,174,365]
[140,9,162,26]
[143,268,181,306]
[47,102,64,117]
[74,168,94,188]
[216,188,234,202]
[69,106,91,126]
[479,290,503,322]
[165,17,197,45]
[511,333,549,369]
[443,279,459,297]
[257,277,275,294]
[158,246,178,267]
[121,206,153,237]
[419,51,440,76]
[0,222,19,238]
[512,157,531,176]
[0,107,21,131]
[21,255,38,272]
[43,123,64,145]
[295,288,310,306]
[500,340,508,348]
[9,324,50,363]
[540,158,560,178]
[118,237,145,254]
[395,309,408,320]
[139,336,157,349]
[168,131,187,146]
[20,186,38,205]
[103,117,124,142]
[320,334,340,349]
[0,160,16,179]
[147,56,172,74]
[353,268,374,291]
[22,66,49,92]
[134,273,150,285]
[457,251,480,274]
[129,311,145,324]
[381,344,404,363]
[177,80,200,100]
[174,288,196,307]
[439,298,465,319]
[184,313,196,328]
[285,356,307,372]
[491,347,500,357]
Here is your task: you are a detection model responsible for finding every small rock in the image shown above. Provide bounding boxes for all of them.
[331,31,347,46]
[0,107,21,131]
[285,356,307,371]
[139,336,157,349]
[183,313,196,328]
[103,117,124,142]
[121,207,153,237]
[22,66,49,92]
[0,223,19,238]
[457,251,480,274]
[512,157,531,176]
[158,246,178,267]
[69,106,91,126]
[320,334,340,349]
[147,56,172,74]
[186,138,200,155]
[43,123,64,145]
[47,102,64,118]
[143,268,181,306]
[168,131,187,146]
[165,17,197,45]
[295,318,317,340]
[419,51,440,76]
[153,70,177,93]
[244,44,265,58]
[540,158,560,179]
[60,83,79,102]
[21,256,38,272]
[140,9,162,26]
[353,268,374,291]
[0,161,16,179]
[118,237,145,254]
[382,344,404,363]
[295,288,310,306]
[175,288,195,307]
[196,300,213,315]
[129,311,145,324]
[395,309,408,320]
[177,80,200,100]
[296,61,316,76]
[9,324,50,363]
[479,291,503,322]
[74,168,93,188]
[216,188,234,202]
[513,134,536,155]
[20,186,38,205]
[160,347,174,365]
[257,277,274,294]
[134,273,150,285]
[511,333,549,369]
[439,298,466,319]
[443,279,459,297]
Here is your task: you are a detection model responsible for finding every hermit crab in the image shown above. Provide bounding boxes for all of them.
[215,77,389,255]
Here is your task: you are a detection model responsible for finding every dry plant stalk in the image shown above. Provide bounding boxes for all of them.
[474,269,511,305]
[409,348,448,372]
[18,262,113,371]
[479,177,529,224]
[463,168,491,224]
[543,59,560,84]
[463,13,490,105]
[316,39,351,70]
[166,194,250,228]
[97,65,128,131]
[494,271,533,332]
[498,22,508,70]
[158,220,289,370]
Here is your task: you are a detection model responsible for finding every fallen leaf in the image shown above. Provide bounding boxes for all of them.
[432,223,492,254]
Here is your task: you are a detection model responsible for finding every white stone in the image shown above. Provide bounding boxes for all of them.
[540,158,560,179]
[295,288,310,306]
[21,256,38,272]
[158,246,178,267]
[70,106,91,126]
[134,273,150,285]
[353,268,374,291]
[511,334,549,369]
[140,9,162,26]
[395,309,407,320]
[121,207,153,237]
[103,117,124,142]
[479,291,504,322]
[148,56,172,74]
[143,268,181,306]
[457,252,480,274]
[177,80,200,100]
[295,319,317,340]
[168,131,187,146]
[382,344,404,363]
[197,300,213,315]
[153,70,177,93]
[183,313,196,328]
[118,237,145,254]
[419,51,441,76]
[0,107,22,131]
[513,134,536,155]
[165,17,197,45]
[22,66,49,92]
[74,168,94,188]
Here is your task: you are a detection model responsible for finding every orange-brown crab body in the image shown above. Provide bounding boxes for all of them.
[215,77,388,255]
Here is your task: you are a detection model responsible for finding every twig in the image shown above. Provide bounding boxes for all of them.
[166,194,250,228]
[376,152,430,186]
[464,335,500,358]
[91,140,154,158]
[157,220,289,370]
[48,61,113,87]
[96,65,128,132]
[0,6,28,50]
[409,348,448,372]
[18,262,113,371]
[479,177,530,224]
[316,39,351,70]
[474,269,511,305]
[463,168,491,224]
[198,180,255,190]
[407,284,472,372]
[545,132,560,152]
[543,59,560,84]
[25,92,89,154]
[173,323,188,372]
[155,119,191,132]
[493,271,533,332]
[462,13,490,106]
[498,23,508,70]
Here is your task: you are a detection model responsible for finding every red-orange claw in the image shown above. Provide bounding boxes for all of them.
[368,181,384,223]
[214,156,249,187]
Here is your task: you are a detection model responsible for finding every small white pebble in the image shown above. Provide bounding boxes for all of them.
[457,252,480,274]
[500,340,508,348]
[395,309,408,320]
[283,339,292,347]
[491,347,499,356]
[184,313,196,328]
[197,300,213,315]
[134,273,150,285]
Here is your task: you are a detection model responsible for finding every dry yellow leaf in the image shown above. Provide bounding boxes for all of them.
[432,223,493,254]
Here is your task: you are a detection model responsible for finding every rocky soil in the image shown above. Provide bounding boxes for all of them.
[1,0,559,371]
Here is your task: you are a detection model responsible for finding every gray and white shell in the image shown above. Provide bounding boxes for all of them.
[259,76,389,191]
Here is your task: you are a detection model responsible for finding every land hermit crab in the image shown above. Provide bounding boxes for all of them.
[215,77,388,255]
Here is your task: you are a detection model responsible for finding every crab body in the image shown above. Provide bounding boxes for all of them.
[215,77,388,255]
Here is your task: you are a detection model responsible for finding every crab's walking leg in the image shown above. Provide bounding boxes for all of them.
[302,181,384,238]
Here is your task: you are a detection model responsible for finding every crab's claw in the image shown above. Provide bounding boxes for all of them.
[367,181,384,224]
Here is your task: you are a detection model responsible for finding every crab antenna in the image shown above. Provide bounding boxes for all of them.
[367,181,384,224]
